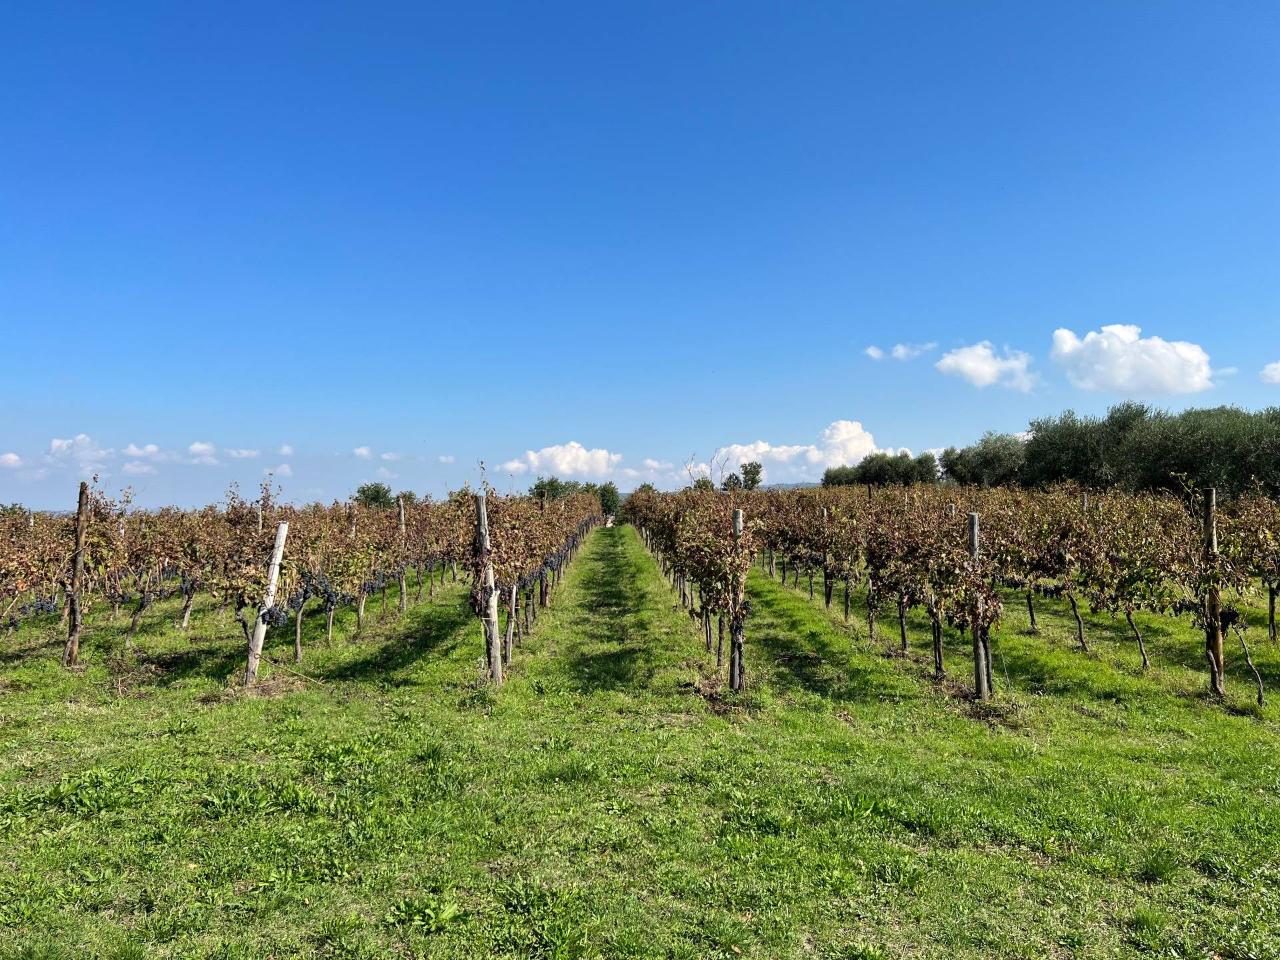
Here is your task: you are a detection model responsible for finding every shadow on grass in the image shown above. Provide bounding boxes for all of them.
[1004,593,1280,697]
[318,591,476,686]
[745,574,915,704]
[105,586,476,690]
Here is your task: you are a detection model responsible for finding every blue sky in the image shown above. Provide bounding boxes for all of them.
[2,1,1277,507]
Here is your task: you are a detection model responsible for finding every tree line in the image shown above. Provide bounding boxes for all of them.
[354,477,624,516]
[823,404,1280,497]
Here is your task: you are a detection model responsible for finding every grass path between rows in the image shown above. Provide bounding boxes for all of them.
[1,525,1278,958]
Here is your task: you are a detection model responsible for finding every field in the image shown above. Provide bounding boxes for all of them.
[2,524,1279,959]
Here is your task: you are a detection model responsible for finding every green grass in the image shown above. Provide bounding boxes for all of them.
[2,525,1279,958]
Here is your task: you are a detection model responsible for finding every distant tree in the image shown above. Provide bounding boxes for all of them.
[530,476,588,500]
[396,490,419,507]
[740,461,764,490]
[353,482,395,508]
[691,477,715,493]
[721,473,743,492]
[822,465,860,487]
[912,451,940,484]
[940,433,1024,487]
[598,481,621,515]
[823,451,939,487]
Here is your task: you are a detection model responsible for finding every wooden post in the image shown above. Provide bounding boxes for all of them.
[970,512,991,700]
[62,481,90,667]
[245,521,289,685]
[475,494,503,684]
[729,509,746,692]
[256,502,263,534]
[1203,489,1226,697]
[397,497,408,613]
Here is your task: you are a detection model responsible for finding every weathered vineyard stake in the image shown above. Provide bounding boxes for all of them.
[245,521,289,685]
[1203,488,1226,698]
[729,508,747,693]
[62,481,89,668]
[475,494,504,684]
[397,497,408,613]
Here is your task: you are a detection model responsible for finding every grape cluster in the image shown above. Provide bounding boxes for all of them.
[3,596,61,631]
[290,569,353,614]
[263,604,290,628]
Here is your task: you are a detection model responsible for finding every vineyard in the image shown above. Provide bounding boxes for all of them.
[625,483,1280,707]
[2,482,602,688]
[1,482,1279,957]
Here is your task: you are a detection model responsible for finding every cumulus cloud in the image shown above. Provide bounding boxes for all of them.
[936,342,1035,391]
[265,463,293,477]
[1050,325,1213,393]
[1261,362,1280,385]
[48,434,113,474]
[353,446,372,459]
[380,452,401,461]
[816,420,883,465]
[864,346,886,360]
[890,342,937,361]
[642,458,673,471]
[710,420,884,484]
[501,441,623,477]
[122,461,157,476]
[187,441,218,465]
[0,453,22,469]
[437,454,455,464]
[124,443,164,460]
[278,444,294,456]
[226,448,259,459]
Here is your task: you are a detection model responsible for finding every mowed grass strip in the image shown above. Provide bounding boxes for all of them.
[0,525,1277,958]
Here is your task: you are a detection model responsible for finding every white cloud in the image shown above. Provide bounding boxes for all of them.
[501,441,622,477]
[865,346,886,360]
[124,443,164,460]
[0,453,22,469]
[890,341,937,361]
[936,342,1035,391]
[375,466,397,480]
[265,463,293,477]
[187,441,218,465]
[1050,325,1212,393]
[122,461,157,476]
[226,448,260,459]
[1261,362,1280,385]
[278,444,294,456]
[710,419,884,484]
[380,452,401,461]
[815,419,882,465]
[48,434,113,474]
[642,458,673,470]
[437,454,455,464]
[353,446,372,459]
